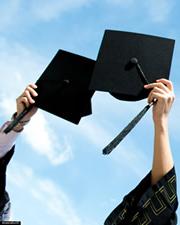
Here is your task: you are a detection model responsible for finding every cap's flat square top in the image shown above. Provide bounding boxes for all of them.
[35,50,95,124]
[90,30,175,101]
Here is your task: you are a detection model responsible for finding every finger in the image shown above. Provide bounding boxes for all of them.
[29,83,38,89]
[151,87,167,95]
[144,82,169,93]
[147,88,166,104]
[156,79,173,92]
[148,92,164,104]
[20,97,30,108]
[26,86,38,97]
[147,90,155,104]
[23,90,35,104]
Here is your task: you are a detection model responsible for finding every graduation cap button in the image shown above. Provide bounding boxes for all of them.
[130,57,150,84]
[63,79,70,84]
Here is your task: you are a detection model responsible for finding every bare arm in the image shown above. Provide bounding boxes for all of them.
[144,79,175,185]
[0,84,38,157]
[13,84,38,132]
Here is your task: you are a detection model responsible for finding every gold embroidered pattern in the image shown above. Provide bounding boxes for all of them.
[137,212,151,225]
[131,212,139,222]
[130,175,176,225]
[143,175,176,215]
[105,173,177,225]
[118,208,127,220]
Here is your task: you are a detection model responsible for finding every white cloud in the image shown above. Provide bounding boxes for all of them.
[105,0,174,23]
[78,119,112,148]
[0,0,93,29]
[8,162,82,225]
[73,91,151,177]
[112,140,150,178]
[146,0,174,23]
[0,96,73,166]
[0,0,21,30]
[78,111,149,177]
[24,112,73,165]
[31,180,81,225]
[0,37,73,166]
[0,0,176,31]
[0,97,16,118]
[0,37,45,93]
[30,0,92,21]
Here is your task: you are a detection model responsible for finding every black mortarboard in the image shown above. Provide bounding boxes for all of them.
[4,50,95,133]
[89,30,175,154]
[35,50,95,124]
[90,30,175,101]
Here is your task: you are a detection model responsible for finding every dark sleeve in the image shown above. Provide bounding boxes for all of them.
[0,147,15,212]
[104,167,178,225]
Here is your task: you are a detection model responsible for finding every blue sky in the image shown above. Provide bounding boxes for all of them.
[0,0,180,224]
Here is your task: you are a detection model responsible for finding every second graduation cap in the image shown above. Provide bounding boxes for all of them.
[4,50,95,134]
[90,30,175,100]
[90,30,175,154]
[35,50,95,124]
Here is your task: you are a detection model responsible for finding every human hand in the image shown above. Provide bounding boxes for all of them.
[16,84,38,121]
[144,79,175,124]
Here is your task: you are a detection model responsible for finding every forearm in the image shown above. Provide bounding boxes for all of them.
[0,110,32,158]
[0,122,20,158]
[151,118,174,185]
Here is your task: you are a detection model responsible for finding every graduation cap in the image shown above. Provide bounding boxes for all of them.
[35,50,95,124]
[4,50,95,133]
[90,30,175,154]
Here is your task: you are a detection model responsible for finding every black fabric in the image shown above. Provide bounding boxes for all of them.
[0,147,14,211]
[35,49,95,124]
[103,104,151,154]
[90,30,175,152]
[104,167,178,225]
[90,30,175,101]
[4,50,95,133]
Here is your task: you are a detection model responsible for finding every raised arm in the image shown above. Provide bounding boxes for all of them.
[0,84,38,221]
[0,84,38,157]
[144,78,175,185]
[12,84,38,132]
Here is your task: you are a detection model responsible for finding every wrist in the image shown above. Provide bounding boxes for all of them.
[11,112,30,132]
[154,118,168,133]
[13,124,24,132]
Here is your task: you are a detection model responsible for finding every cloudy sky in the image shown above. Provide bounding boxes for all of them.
[0,0,180,224]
